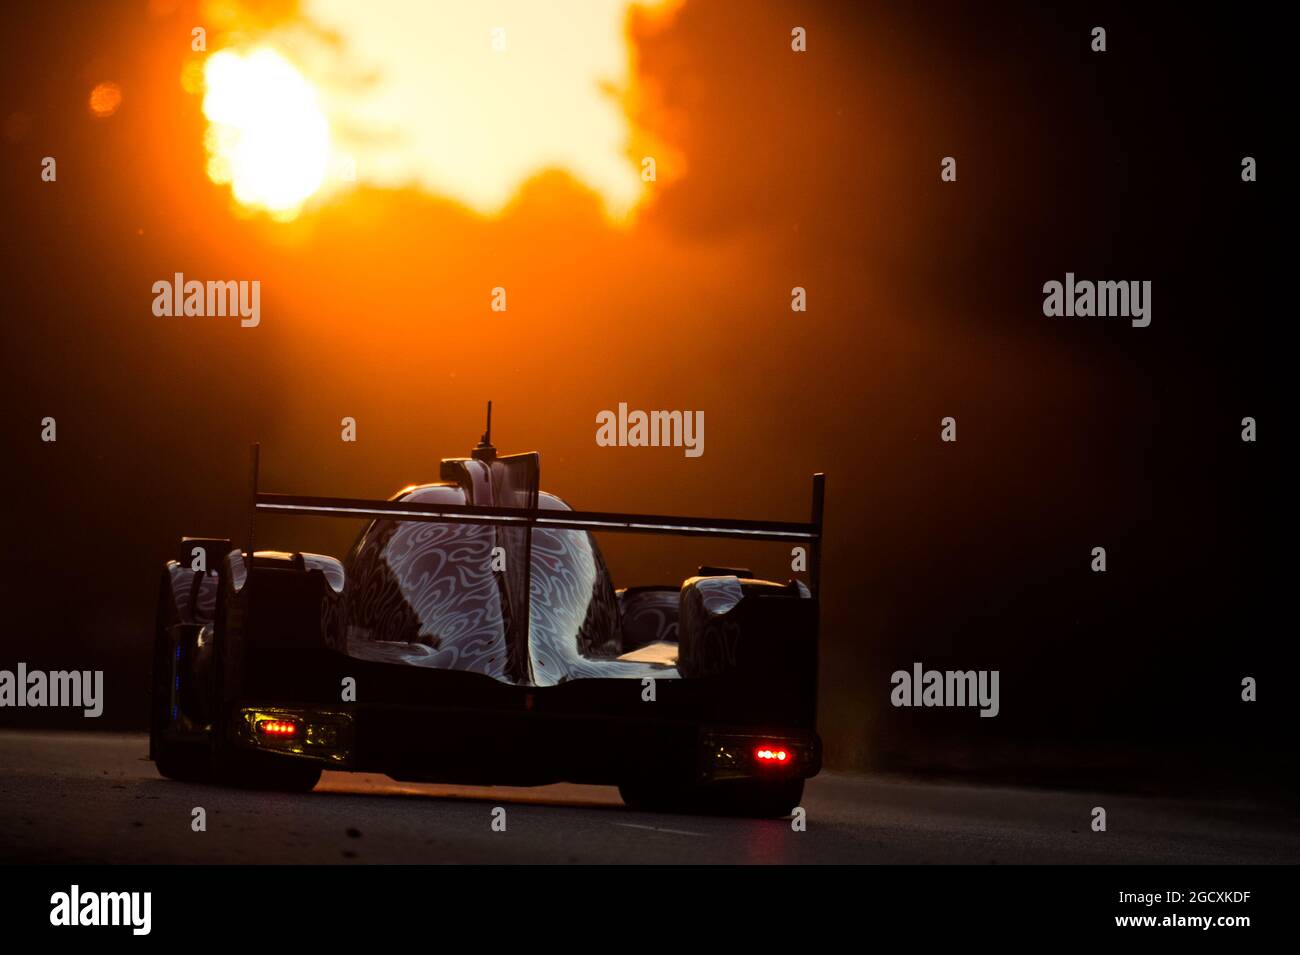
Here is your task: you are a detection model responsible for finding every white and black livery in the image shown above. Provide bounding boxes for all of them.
[150,407,825,817]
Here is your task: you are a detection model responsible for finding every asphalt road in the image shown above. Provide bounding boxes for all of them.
[1,731,1295,864]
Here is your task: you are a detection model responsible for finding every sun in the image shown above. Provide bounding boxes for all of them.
[201,48,331,218]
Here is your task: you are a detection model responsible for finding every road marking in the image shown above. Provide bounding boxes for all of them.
[614,822,704,837]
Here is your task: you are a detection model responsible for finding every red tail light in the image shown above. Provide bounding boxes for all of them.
[755,746,790,763]
[257,719,299,738]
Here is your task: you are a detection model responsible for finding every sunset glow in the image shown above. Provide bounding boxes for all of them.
[201,48,331,218]
[303,0,658,217]
[194,0,670,221]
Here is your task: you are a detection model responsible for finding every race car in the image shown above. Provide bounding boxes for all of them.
[150,408,825,817]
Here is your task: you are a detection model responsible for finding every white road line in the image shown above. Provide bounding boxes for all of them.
[614,822,705,837]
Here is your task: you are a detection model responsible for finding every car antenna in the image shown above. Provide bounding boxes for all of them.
[472,400,496,460]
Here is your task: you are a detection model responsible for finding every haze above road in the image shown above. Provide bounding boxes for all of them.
[2,732,1295,864]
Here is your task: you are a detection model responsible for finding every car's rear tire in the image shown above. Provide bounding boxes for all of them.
[153,739,211,783]
[619,778,804,818]
[150,601,210,783]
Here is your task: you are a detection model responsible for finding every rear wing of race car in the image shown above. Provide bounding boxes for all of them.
[247,442,826,596]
